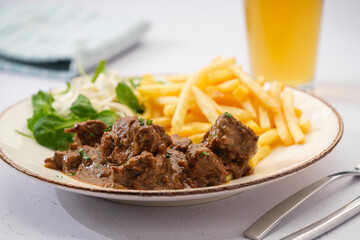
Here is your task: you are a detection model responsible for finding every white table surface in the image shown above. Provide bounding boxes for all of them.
[0,0,360,239]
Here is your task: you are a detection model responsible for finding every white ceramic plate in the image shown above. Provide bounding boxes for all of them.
[0,88,343,206]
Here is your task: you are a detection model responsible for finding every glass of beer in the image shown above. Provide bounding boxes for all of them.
[244,0,323,89]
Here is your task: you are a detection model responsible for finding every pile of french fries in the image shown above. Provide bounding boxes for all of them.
[136,57,311,168]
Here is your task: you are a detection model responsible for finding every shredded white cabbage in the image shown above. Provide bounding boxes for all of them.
[52,72,134,118]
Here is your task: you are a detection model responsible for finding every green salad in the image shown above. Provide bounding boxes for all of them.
[25,61,143,150]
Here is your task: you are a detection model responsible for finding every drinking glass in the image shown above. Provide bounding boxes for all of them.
[244,0,323,89]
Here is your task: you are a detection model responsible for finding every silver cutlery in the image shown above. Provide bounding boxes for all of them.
[244,163,360,239]
[280,195,360,240]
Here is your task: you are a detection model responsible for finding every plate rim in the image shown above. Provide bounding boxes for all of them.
[0,88,344,197]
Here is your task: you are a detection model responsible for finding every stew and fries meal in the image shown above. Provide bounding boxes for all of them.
[25,57,311,190]
[137,57,311,168]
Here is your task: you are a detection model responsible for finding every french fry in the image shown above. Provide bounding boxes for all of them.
[172,58,236,132]
[166,74,191,83]
[269,81,294,145]
[192,86,219,123]
[246,119,262,136]
[299,118,312,133]
[211,56,222,63]
[141,74,159,86]
[137,83,184,97]
[151,106,163,118]
[185,112,208,123]
[258,129,280,146]
[219,105,250,122]
[188,99,205,120]
[282,91,305,143]
[152,117,172,128]
[232,84,249,103]
[232,66,278,108]
[163,104,176,117]
[199,68,236,87]
[200,57,236,74]
[295,108,302,118]
[249,145,271,168]
[171,74,200,132]
[257,75,266,86]
[208,90,237,106]
[258,104,271,131]
[202,93,223,114]
[177,122,212,137]
[154,96,179,105]
[203,93,250,122]
[141,103,152,119]
[138,57,312,167]
[240,97,257,119]
[188,132,205,144]
[205,79,240,92]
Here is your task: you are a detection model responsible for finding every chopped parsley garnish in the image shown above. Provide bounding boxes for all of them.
[138,117,145,126]
[68,172,76,176]
[210,132,215,139]
[78,149,90,160]
[121,161,128,166]
[146,119,153,125]
[95,164,99,168]
[89,132,95,137]
[224,112,233,118]
[105,125,112,132]
[202,151,210,156]
[166,153,171,159]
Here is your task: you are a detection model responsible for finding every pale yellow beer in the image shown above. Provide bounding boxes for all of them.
[245,0,323,87]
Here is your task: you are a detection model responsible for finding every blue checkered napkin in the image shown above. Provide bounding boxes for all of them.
[0,3,150,78]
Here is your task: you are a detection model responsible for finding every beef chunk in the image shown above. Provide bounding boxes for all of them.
[65,120,106,146]
[153,124,173,147]
[44,150,81,173]
[111,151,184,190]
[170,134,192,153]
[44,151,64,170]
[100,116,172,165]
[185,144,228,187]
[202,113,258,177]
[61,151,82,173]
[225,162,253,179]
[44,113,258,190]
[166,148,189,182]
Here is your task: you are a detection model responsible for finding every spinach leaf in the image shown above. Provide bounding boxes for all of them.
[94,110,119,127]
[33,115,81,150]
[116,82,144,114]
[27,91,55,131]
[27,108,49,131]
[69,94,97,117]
[31,91,54,113]
[91,60,106,83]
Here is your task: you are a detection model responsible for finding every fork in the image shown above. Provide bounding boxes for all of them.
[243,163,360,240]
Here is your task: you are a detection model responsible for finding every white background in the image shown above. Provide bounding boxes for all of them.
[0,0,360,239]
